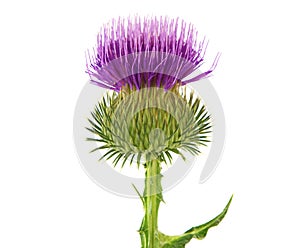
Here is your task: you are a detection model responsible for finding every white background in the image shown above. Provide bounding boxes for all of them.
[1,0,299,247]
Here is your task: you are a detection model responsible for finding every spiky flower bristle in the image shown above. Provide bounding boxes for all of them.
[86,16,220,91]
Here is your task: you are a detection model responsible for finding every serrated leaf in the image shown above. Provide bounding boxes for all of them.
[159,195,233,248]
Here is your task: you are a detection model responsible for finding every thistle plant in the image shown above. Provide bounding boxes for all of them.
[86,16,232,248]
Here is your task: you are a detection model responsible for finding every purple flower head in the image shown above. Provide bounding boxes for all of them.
[86,16,220,91]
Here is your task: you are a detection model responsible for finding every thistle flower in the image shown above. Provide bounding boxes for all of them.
[86,16,220,91]
[86,17,216,168]
[85,16,232,248]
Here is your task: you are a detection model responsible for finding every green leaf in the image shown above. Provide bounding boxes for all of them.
[132,183,144,205]
[159,195,233,248]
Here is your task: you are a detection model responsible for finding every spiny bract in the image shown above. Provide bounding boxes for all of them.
[87,85,211,168]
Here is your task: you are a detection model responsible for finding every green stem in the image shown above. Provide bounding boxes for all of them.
[139,159,163,248]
